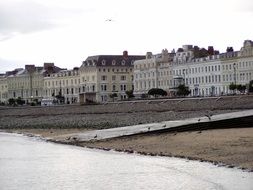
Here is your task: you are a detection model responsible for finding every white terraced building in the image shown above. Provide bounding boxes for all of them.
[134,40,253,97]
[43,67,80,104]
[133,49,175,97]
[172,46,223,97]
[0,74,8,103]
[0,63,63,104]
[6,66,45,103]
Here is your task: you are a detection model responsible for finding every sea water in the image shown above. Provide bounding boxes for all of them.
[0,132,252,190]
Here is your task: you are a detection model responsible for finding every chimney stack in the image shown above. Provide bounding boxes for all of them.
[123,50,128,58]
[25,65,35,73]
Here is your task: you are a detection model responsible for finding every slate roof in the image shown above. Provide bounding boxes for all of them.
[82,55,145,67]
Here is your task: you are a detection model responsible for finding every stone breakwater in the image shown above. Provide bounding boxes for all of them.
[0,95,253,129]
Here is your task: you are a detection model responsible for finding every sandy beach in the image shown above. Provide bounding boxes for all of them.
[78,128,253,171]
[1,96,253,171]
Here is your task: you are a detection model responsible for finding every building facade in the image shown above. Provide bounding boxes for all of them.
[0,75,8,103]
[134,40,253,97]
[0,52,145,104]
[1,40,252,104]
[173,53,223,96]
[134,49,174,97]
[43,67,80,104]
[4,63,62,103]
[6,66,45,103]
[80,51,145,102]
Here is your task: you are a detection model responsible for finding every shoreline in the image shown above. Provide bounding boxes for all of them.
[1,96,253,172]
[3,127,253,172]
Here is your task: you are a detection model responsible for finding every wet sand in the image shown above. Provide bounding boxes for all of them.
[78,128,253,171]
[6,128,91,138]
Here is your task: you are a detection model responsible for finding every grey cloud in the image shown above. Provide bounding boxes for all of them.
[0,58,24,73]
[0,1,86,41]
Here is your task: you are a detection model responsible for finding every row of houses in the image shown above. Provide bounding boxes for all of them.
[0,40,253,104]
[0,51,145,104]
[134,40,253,97]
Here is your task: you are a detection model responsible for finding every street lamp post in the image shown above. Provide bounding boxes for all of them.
[155,59,158,89]
[59,80,62,95]
[183,69,185,85]
[21,86,23,98]
[29,72,33,98]
[233,63,237,94]
[233,63,236,86]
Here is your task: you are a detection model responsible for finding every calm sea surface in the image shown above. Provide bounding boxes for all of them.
[0,132,252,190]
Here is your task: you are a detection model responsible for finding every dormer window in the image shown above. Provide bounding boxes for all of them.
[131,60,135,65]
[102,59,106,65]
[121,60,125,65]
[112,60,116,65]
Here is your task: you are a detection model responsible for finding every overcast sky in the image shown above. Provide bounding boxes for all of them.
[0,0,253,73]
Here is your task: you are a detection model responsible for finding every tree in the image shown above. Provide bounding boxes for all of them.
[125,90,134,99]
[109,93,118,102]
[8,98,16,106]
[176,84,191,97]
[148,88,167,97]
[248,80,253,93]
[229,83,237,92]
[241,85,246,93]
[237,84,246,94]
[16,97,25,105]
